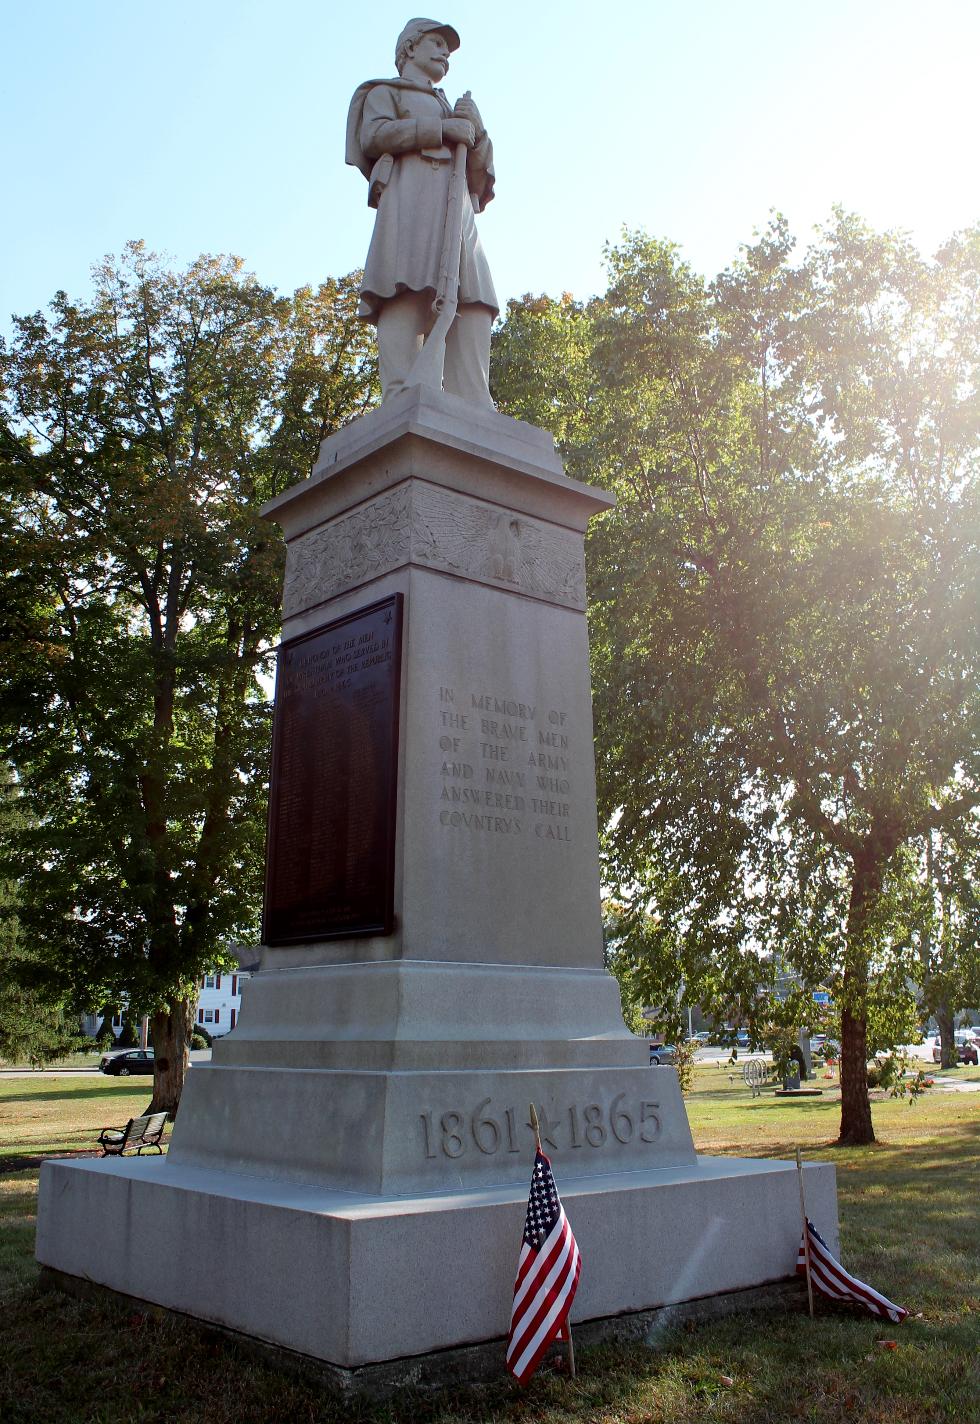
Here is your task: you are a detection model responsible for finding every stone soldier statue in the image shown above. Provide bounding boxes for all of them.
[346,17,498,407]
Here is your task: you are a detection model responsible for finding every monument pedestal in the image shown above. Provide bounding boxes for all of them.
[36,389,837,1378]
[38,1153,836,1372]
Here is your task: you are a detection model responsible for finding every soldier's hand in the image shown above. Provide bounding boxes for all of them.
[443,118,476,148]
[454,93,484,138]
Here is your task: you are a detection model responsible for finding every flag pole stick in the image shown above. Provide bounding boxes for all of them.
[796,1147,815,1319]
[528,1102,542,1152]
[529,1103,576,1378]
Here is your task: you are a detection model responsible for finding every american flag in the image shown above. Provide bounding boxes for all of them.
[797,1220,908,1323]
[506,1149,582,1384]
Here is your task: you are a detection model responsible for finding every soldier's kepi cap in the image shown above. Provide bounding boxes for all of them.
[395,17,461,61]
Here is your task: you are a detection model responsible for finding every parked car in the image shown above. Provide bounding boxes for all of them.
[99,1048,155,1076]
[932,1030,979,1066]
[649,1043,677,1065]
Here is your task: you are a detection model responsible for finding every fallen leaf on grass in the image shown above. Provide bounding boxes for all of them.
[719,1375,735,1387]
[876,1340,898,1350]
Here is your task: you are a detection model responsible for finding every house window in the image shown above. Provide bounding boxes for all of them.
[112,1014,122,1027]
[204,1009,214,1024]
[204,975,216,990]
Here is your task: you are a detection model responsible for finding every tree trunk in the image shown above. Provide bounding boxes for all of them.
[936,1002,956,1069]
[838,850,882,1146]
[148,1000,195,1116]
[838,997,873,1144]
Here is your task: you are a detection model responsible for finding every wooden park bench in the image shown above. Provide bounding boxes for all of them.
[97,1112,168,1157]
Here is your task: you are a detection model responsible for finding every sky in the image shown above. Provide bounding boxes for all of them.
[3,0,979,335]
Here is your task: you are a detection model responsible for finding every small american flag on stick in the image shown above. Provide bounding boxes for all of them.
[797,1220,908,1323]
[506,1148,582,1384]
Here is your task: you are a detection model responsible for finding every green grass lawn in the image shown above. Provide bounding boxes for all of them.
[0,1078,159,1162]
[0,1070,977,1423]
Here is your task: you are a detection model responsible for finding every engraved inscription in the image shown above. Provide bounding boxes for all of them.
[437,689,577,844]
[417,1097,662,1161]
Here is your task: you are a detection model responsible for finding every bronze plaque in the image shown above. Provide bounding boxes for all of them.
[263,594,403,944]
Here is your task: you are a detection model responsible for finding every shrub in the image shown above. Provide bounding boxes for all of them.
[115,1016,140,1048]
[94,1021,116,1050]
[672,1037,698,1093]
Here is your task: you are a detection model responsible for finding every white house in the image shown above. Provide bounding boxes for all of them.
[194,967,251,1037]
[82,947,260,1042]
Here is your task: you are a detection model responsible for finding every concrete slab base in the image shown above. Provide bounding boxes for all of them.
[40,1266,810,1400]
[36,1153,838,1372]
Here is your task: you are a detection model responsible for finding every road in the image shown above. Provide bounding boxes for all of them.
[0,1049,213,1079]
[0,1041,953,1078]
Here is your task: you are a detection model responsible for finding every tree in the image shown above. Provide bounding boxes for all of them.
[0,244,378,1110]
[0,769,86,1068]
[913,824,980,1065]
[0,953,86,1068]
[491,292,600,453]
[494,215,980,1144]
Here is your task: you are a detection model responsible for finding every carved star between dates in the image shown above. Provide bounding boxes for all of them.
[527,1103,561,1149]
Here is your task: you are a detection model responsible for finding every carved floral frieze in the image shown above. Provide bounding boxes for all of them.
[282,481,586,617]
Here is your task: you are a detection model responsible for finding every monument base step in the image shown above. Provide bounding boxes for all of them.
[40,1266,810,1400]
[36,1153,838,1371]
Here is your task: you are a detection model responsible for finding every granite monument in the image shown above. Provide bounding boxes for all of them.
[35,16,838,1391]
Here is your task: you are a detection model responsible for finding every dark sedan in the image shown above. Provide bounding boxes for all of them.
[99,1049,155,1076]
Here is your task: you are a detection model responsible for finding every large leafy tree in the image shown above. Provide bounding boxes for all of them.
[494,215,980,1144]
[0,244,378,1109]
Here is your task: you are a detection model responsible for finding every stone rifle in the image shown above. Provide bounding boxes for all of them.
[403,99,473,393]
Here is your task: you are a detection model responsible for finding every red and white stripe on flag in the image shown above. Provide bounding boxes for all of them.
[798,1220,908,1323]
[506,1149,582,1384]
